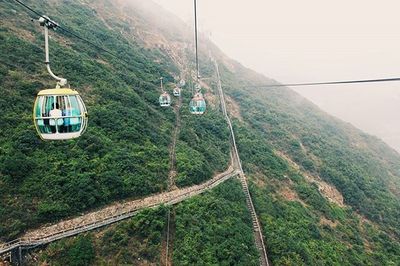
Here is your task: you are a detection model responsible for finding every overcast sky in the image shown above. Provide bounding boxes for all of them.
[154,0,400,152]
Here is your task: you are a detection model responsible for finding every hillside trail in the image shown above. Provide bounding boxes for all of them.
[167,93,182,191]
[160,208,176,266]
[0,160,238,255]
[160,84,182,266]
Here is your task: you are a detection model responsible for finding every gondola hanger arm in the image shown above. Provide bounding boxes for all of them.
[39,16,67,87]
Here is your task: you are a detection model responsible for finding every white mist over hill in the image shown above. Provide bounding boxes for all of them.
[293,85,400,152]
[154,0,400,153]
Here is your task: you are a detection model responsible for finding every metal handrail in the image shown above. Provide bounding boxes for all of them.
[213,57,270,266]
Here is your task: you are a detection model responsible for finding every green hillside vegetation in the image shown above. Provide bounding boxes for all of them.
[176,88,230,187]
[234,123,400,265]
[213,59,400,264]
[0,0,229,241]
[173,179,259,265]
[223,79,400,236]
[0,0,399,265]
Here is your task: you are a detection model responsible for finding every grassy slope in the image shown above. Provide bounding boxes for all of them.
[173,179,259,265]
[235,123,400,265]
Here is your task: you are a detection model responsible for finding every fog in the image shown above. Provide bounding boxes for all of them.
[153,0,400,153]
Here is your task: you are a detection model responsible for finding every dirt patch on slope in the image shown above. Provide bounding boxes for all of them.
[274,151,345,207]
[204,91,217,109]
[225,95,243,121]
[248,171,267,188]
[200,80,218,109]
[315,180,345,207]
[319,217,339,228]
[277,180,308,207]
[279,186,301,202]
[8,27,36,43]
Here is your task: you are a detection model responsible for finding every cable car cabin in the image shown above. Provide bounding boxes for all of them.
[173,87,181,97]
[33,88,88,140]
[189,92,206,115]
[159,92,171,107]
[179,79,186,87]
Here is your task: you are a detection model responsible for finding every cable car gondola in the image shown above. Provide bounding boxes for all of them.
[179,79,186,87]
[189,91,206,115]
[173,87,181,97]
[33,16,88,140]
[34,89,87,140]
[159,77,171,107]
[159,92,171,107]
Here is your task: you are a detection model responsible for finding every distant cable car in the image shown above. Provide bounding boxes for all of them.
[189,91,206,115]
[173,87,181,97]
[33,16,88,140]
[179,79,186,87]
[159,92,171,107]
[159,77,171,107]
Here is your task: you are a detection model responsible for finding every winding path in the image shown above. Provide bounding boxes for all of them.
[0,163,238,256]
[160,86,182,266]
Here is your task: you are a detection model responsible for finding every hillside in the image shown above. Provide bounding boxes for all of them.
[1,0,400,265]
[212,50,400,264]
[0,0,230,241]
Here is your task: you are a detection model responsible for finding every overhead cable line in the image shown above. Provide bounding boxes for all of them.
[244,77,400,88]
[194,0,200,80]
[13,0,138,68]
[13,0,42,17]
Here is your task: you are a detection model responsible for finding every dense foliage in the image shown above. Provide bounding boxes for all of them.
[225,79,400,235]
[209,38,400,264]
[231,115,400,265]
[173,179,259,265]
[176,88,230,187]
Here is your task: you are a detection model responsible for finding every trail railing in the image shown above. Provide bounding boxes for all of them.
[213,57,270,266]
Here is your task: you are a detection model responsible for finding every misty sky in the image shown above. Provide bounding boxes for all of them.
[154,0,400,152]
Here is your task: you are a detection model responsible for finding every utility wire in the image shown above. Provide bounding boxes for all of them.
[57,27,132,65]
[194,0,200,81]
[13,0,134,67]
[240,77,400,88]
[13,0,42,17]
